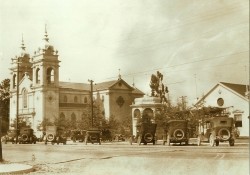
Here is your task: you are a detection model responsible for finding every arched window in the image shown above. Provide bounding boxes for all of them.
[142,108,153,122]
[47,67,54,84]
[74,96,78,103]
[134,109,141,118]
[64,95,67,103]
[13,74,16,88]
[22,89,27,108]
[60,113,65,120]
[36,68,40,84]
[84,97,88,103]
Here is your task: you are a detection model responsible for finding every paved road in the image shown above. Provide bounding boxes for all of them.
[1,141,249,175]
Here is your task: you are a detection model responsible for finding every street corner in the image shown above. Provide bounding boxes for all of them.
[0,163,34,174]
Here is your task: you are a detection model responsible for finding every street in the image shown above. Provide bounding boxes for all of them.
[1,140,249,175]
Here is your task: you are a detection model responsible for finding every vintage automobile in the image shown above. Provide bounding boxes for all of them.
[163,120,189,146]
[198,116,235,146]
[137,121,157,145]
[45,126,67,145]
[84,128,101,145]
[70,130,86,142]
[1,129,18,144]
[18,127,37,144]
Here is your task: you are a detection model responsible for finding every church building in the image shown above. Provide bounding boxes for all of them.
[9,29,144,133]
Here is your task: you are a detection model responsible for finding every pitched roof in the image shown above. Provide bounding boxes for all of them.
[195,82,249,105]
[220,82,249,97]
[93,80,117,91]
[59,82,90,91]
[59,78,144,95]
[132,87,145,95]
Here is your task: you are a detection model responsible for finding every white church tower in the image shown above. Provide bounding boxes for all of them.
[9,27,60,132]
[31,25,60,127]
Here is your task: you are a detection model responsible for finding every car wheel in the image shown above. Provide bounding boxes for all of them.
[229,139,235,146]
[209,134,215,147]
[215,140,219,146]
[166,134,170,146]
[197,135,201,146]
[137,136,141,145]
[144,133,153,143]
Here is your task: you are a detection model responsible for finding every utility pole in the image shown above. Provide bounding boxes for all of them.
[0,104,3,161]
[88,79,94,128]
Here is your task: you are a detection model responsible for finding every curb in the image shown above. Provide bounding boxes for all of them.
[0,164,34,174]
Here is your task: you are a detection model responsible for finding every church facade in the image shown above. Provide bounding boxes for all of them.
[9,30,144,133]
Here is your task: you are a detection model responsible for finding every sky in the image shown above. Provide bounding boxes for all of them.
[0,0,249,105]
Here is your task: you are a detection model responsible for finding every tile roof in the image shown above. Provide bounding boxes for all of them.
[220,82,249,97]
[59,79,144,95]
[59,82,90,91]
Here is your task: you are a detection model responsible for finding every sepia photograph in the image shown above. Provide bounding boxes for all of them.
[0,0,249,174]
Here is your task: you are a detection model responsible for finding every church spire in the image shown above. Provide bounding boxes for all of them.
[118,68,121,80]
[20,34,26,52]
[43,24,49,45]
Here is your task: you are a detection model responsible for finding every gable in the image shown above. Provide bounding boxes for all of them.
[19,73,33,92]
[110,79,134,91]
[196,82,249,106]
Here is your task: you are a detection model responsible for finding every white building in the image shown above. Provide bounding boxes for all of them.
[195,82,249,137]
[9,29,144,133]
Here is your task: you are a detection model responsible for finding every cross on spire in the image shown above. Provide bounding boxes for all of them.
[118,68,121,79]
[20,33,26,51]
[43,24,49,44]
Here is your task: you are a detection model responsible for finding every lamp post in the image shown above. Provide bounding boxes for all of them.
[88,79,94,128]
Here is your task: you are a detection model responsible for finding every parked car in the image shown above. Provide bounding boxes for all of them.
[18,127,37,144]
[70,130,86,142]
[84,128,101,145]
[163,120,189,146]
[1,129,18,144]
[198,116,235,146]
[137,121,157,145]
[45,126,67,145]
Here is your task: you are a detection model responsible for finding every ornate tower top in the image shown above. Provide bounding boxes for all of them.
[43,24,49,46]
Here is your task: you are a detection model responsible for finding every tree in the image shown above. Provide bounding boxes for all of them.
[0,79,10,134]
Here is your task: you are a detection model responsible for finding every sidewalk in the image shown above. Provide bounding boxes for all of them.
[0,163,34,174]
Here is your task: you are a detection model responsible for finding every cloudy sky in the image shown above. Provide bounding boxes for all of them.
[0,0,249,105]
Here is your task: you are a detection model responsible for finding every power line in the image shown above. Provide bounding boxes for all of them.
[102,50,248,81]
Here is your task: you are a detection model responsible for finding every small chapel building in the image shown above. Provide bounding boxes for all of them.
[195,82,249,137]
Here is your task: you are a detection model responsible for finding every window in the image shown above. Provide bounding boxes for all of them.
[22,89,27,108]
[47,67,54,84]
[217,98,224,106]
[84,97,87,103]
[64,95,67,103]
[74,96,78,103]
[134,109,140,118]
[234,114,242,127]
[36,68,40,84]
[13,74,16,88]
